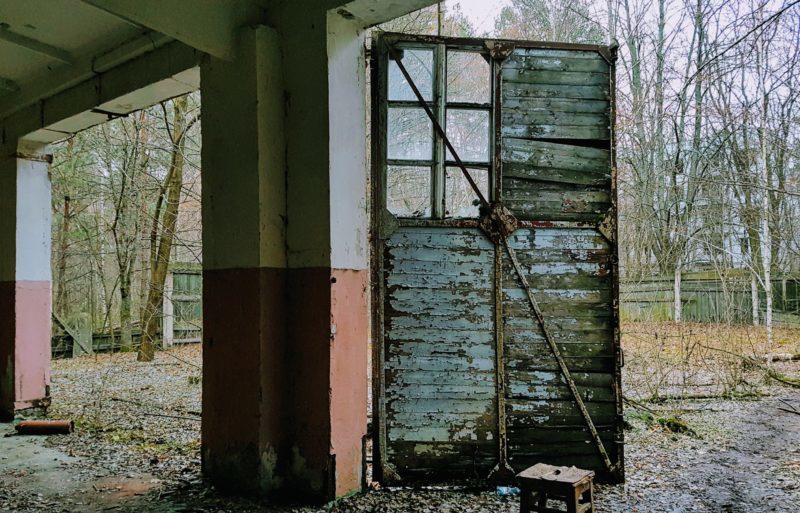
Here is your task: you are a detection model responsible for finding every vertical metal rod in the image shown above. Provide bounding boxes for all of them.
[490,246,513,479]
[433,43,446,218]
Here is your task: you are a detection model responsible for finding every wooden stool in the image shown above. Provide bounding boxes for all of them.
[517,463,594,513]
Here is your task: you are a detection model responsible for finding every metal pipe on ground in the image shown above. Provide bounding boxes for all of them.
[15,420,74,435]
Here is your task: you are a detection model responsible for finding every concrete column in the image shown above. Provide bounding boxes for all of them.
[0,152,52,421]
[200,10,369,501]
[281,6,369,501]
[200,25,288,495]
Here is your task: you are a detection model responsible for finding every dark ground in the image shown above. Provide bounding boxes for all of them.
[1,347,799,512]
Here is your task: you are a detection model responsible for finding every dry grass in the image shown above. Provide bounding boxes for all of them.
[622,321,800,401]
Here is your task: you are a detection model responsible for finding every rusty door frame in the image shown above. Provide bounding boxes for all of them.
[370,32,624,484]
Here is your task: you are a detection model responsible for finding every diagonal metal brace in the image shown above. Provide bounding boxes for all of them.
[501,236,617,474]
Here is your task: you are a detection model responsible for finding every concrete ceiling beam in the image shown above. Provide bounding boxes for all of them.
[0,24,73,64]
[332,0,440,27]
[0,32,177,121]
[78,0,259,60]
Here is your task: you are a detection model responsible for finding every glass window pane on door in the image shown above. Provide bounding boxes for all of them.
[446,109,490,163]
[389,48,434,102]
[445,167,488,218]
[388,107,433,161]
[447,51,491,104]
[387,166,432,218]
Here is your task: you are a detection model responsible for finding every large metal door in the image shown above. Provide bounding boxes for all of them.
[372,33,623,484]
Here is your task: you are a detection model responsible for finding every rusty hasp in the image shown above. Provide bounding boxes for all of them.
[479,202,519,244]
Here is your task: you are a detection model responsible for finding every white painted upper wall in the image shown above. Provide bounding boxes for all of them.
[327,13,369,270]
[15,158,51,282]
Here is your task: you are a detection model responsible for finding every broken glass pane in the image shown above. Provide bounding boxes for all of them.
[446,109,490,163]
[387,166,432,218]
[447,51,491,104]
[388,108,433,161]
[445,167,489,218]
[389,48,434,102]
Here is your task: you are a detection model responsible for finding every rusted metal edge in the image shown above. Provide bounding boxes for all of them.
[370,34,389,485]
[517,220,599,230]
[397,218,481,229]
[596,208,616,244]
[607,43,625,483]
[14,152,53,163]
[501,237,617,475]
[380,209,399,239]
[486,40,515,61]
[380,32,612,54]
[598,40,620,66]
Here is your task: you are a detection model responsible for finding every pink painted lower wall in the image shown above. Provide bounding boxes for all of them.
[201,266,368,501]
[0,281,14,418]
[330,268,369,496]
[202,267,286,494]
[0,280,51,419]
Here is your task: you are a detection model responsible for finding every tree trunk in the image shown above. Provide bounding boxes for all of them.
[55,195,71,317]
[119,272,133,351]
[673,261,682,322]
[755,6,773,362]
[751,275,760,326]
[138,96,190,362]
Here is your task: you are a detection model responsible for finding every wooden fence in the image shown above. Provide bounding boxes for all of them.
[52,266,202,358]
[621,271,800,326]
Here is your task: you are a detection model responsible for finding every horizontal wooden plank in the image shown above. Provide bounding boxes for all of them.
[505,312,612,330]
[503,163,609,187]
[506,50,609,72]
[387,271,493,288]
[507,228,609,250]
[388,423,496,443]
[506,356,615,373]
[502,269,611,291]
[386,226,493,245]
[502,123,610,140]
[386,369,495,386]
[387,246,492,264]
[387,398,495,414]
[502,68,609,86]
[504,82,610,101]
[504,137,610,162]
[384,328,494,345]
[506,427,616,446]
[506,368,614,386]
[385,355,495,372]
[503,109,608,128]
[512,48,606,59]
[503,329,613,348]
[506,386,616,403]
[388,340,495,360]
[503,97,610,114]
[385,257,494,277]
[387,315,493,331]
[507,399,617,425]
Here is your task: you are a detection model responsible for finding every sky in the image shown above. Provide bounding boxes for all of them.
[446,0,511,35]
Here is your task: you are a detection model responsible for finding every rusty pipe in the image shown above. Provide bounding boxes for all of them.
[15,420,74,435]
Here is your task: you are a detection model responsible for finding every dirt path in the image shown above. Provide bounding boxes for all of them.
[596,390,800,512]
